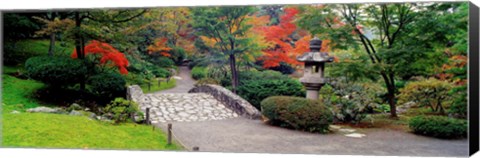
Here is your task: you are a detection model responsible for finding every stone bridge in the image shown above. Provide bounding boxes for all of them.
[127,84,261,123]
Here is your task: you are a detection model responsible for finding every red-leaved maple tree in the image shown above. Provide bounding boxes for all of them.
[71,40,129,74]
[257,7,315,68]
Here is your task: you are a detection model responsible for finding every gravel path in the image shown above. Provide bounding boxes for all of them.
[153,66,195,94]
[146,66,468,157]
[154,117,468,157]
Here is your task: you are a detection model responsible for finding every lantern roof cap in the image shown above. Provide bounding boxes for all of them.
[297,52,334,63]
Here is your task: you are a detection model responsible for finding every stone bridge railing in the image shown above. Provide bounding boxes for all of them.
[188,84,261,119]
[127,85,144,104]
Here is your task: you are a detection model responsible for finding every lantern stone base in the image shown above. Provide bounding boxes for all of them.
[306,90,320,100]
[301,82,324,100]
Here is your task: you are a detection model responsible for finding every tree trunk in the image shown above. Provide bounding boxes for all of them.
[74,12,84,59]
[48,33,55,56]
[387,88,397,118]
[229,54,238,94]
[74,12,86,91]
[47,13,57,56]
[383,74,397,118]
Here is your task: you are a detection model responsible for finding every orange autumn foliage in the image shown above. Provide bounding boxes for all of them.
[258,7,319,68]
[147,38,173,57]
[439,55,467,85]
[71,40,129,74]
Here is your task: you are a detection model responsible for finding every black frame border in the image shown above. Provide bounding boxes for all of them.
[469,1,479,156]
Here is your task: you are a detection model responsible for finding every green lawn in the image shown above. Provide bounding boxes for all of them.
[8,39,73,57]
[2,73,47,113]
[1,69,183,150]
[2,113,180,150]
[139,78,176,93]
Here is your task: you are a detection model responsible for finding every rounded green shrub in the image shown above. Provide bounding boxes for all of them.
[261,96,333,133]
[152,57,175,68]
[191,66,208,80]
[151,68,171,78]
[237,79,305,109]
[87,73,126,99]
[104,98,142,123]
[25,56,87,87]
[409,115,467,138]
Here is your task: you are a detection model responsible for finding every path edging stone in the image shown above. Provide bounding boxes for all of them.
[188,84,261,120]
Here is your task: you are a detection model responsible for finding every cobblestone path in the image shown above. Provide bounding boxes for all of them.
[140,93,239,123]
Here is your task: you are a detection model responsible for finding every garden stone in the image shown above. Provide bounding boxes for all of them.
[339,128,356,133]
[397,101,416,114]
[88,113,97,119]
[68,103,82,111]
[69,110,83,116]
[344,133,366,138]
[134,116,144,123]
[329,125,342,130]
[10,110,20,114]
[27,106,63,114]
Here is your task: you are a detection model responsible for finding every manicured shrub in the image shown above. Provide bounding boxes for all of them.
[220,70,289,87]
[152,57,175,68]
[237,79,305,110]
[448,85,467,118]
[409,115,467,138]
[25,56,87,87]
[104,98,142,124]
[151,68,171,78]
[87,73,126,99]
[238,70,289,82]
[261,96,333,133]
[191,66,208,80]
[399,78,453,114]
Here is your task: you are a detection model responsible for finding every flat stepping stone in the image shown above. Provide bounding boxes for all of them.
[329,125,342,130]
[344,133,366,138]
[339,128,356,133]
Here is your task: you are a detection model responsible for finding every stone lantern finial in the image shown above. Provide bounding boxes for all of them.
[309,37,322,52]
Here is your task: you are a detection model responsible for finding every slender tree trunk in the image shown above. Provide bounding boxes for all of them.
[381,72,397,118]
[229,54,238,94]
[387,87,397,117]
[75,12,86,91]
[47,13,57,56]
[48,33,55,56]
[74,12,84,59]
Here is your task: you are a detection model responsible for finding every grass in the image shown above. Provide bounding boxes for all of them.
[191,66,208,80]
[8,39,73,56]
[139,78,176,93]
[4,39,74,66]
[1,69,183,150]
[360,114,411,131]
[2,71,47,113]
[2,113,181,150]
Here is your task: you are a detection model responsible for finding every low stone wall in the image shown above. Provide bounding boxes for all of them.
[127,85,144,104]
[188,84,261,119]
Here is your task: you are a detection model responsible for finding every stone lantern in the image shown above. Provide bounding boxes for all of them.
[297,37,334,100]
